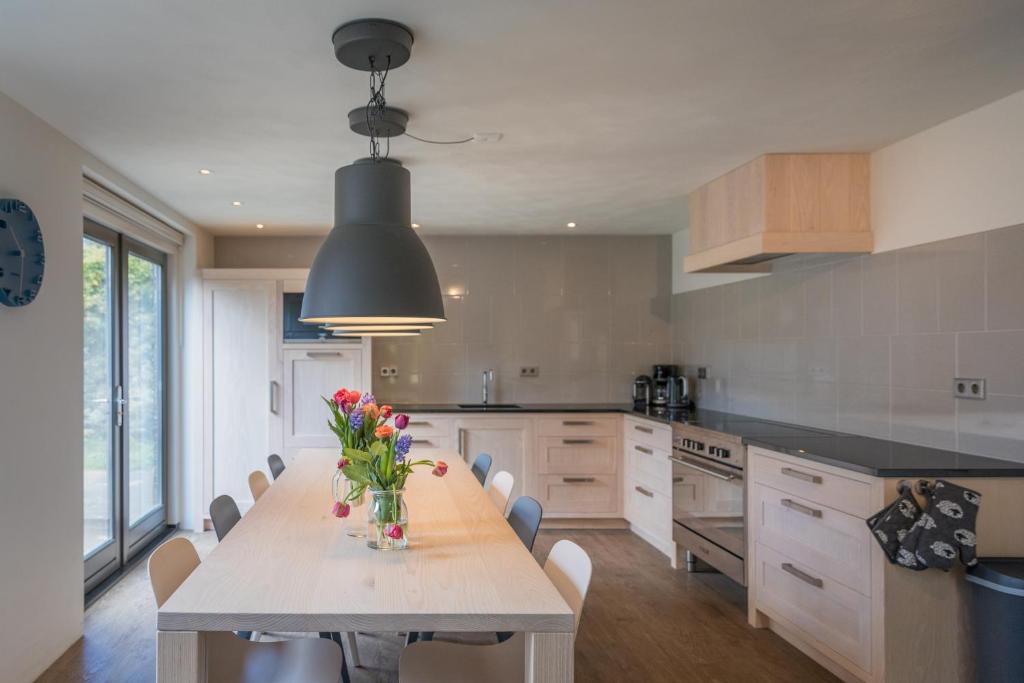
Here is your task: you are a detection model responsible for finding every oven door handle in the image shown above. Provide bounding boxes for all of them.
[669,455,739,482]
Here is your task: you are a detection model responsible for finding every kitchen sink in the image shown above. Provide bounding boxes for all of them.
[456,403,522,410]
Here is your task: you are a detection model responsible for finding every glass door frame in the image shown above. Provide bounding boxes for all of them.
[83,220,169,591]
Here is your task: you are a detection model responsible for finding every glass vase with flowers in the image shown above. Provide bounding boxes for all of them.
[325,389,447,549]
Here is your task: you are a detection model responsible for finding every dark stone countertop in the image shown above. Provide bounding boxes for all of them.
[392,403,1024,478]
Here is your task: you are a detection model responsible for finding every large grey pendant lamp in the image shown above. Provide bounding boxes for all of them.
[300,19,445,327]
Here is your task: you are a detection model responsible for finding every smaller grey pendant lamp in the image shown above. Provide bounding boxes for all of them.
[300,19,445,327]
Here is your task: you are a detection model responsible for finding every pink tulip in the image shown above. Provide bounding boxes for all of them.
[394,413,409,430]
[384,523,404,540]
[432,461,448,477]
[337,457,350,469]
[332,501,351,518]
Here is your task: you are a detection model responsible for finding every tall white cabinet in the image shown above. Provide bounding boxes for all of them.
[201,269,370,518]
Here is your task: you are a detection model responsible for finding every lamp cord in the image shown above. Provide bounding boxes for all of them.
[403,132,474,145]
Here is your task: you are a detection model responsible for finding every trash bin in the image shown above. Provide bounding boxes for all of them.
[966,558,1024,683]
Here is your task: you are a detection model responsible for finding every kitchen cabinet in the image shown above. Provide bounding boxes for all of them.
[455,416,532,502]
[535,415,622,518]
[622,416,675,562]
[282,347,365,453]
[202,279,281,513]
[685,153,872,273]
[747,446,1024,683]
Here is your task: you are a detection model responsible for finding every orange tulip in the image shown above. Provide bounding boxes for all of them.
[375,425,394,439]
[363,403,380,420]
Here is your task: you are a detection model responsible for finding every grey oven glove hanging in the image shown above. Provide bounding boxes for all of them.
[902,480,981,571]
[866,484,925,569]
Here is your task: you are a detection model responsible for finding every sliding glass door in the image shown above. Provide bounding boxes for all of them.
[83,220,168,590]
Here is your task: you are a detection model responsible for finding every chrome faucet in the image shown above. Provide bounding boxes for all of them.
[482,369,494,405]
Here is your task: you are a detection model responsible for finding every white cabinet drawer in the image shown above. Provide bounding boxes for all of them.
[536,474,618,514]
[538,436,616,475]
[751,483,872,596]
[749,448,872,519]
[403,415,453,438]
[754,544,872,673]
[407,436,453,451]
[536,415,619,438]
[624,438,671,496]
[623,417,671,451]
[624,477,672,541]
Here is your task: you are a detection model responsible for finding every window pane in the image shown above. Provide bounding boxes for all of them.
[83,237,114,556]
[126,252,163,525]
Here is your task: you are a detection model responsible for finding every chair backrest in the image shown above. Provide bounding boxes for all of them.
[248,470,270,501]
[148,537,200,608]
[470,453,493,486]
[487,470,514,515]
[267,453,285,480]
[210,494,241,542]
[543,540,593,632]
[507,496,543,552]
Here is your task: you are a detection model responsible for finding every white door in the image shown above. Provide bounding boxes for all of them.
[283,347,363,450]
[455,417,531,502]
[204,280,279,513]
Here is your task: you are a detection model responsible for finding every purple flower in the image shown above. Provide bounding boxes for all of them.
[394,413,409,430]
[395,433,412,462]
[349,409,364,430]
[358,392,375,407]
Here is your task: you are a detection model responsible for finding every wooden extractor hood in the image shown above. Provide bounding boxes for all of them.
[683,153,872,273]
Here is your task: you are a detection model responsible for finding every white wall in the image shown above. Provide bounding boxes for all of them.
[0,90,210,683]
[872,88,1024,252]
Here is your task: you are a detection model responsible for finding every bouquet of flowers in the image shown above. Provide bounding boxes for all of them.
[325,388,447,549]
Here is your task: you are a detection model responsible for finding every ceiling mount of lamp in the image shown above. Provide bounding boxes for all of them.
[300,18,445,329]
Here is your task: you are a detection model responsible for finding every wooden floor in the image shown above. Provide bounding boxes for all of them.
[38,529,836,683]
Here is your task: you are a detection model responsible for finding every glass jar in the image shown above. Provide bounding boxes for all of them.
[367,488,409,550]
[331,468,366,538]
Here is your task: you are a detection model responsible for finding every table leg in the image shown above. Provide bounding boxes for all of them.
[525,632,574,682]
[157,630,207,682]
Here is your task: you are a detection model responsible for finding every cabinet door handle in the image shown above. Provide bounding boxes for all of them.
[458,428,466,457]
[408,421,431,427]
[269,381,280,415]
[562,477,596,484]
[634,485,654,498]
[634,425,654,434]
[305,351,344,358]
[562,438,594,445]
[673,476,685,484]
[781,498,823,518]
[411,439,434,446]
[781,467,822,484]
[781,562,824,588]
[634,445,653,455]
[562,420,593,426]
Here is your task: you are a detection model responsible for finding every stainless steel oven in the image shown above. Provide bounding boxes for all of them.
[671,424,746,585]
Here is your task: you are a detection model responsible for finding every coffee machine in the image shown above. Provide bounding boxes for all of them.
[651,364,678,407]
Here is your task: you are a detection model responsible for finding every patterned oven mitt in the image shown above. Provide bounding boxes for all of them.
[866,485,924,569]
[901,480,982,571]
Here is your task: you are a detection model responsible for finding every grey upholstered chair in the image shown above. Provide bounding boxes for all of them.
[470,453,493,486]
[268,453,286,480]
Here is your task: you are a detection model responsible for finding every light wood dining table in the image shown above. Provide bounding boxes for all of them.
[157,448,575,682]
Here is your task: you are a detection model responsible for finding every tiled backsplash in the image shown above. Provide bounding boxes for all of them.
[672,222,1024,462]
[375,235,673,404]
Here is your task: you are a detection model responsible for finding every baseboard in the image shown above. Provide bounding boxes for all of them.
[540,517,630,530]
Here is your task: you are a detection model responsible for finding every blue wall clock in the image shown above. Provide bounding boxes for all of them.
[0,199,45,307]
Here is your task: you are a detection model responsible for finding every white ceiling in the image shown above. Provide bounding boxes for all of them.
[2,1,1024,236]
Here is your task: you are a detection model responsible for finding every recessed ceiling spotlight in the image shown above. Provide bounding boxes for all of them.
[256,223,264,229]
[566,222,576,228]
[411,223,420,229]
[232,201,243,206]
[199,169,212,175]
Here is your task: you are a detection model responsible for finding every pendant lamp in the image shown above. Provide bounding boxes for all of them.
[300,19,445,327]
